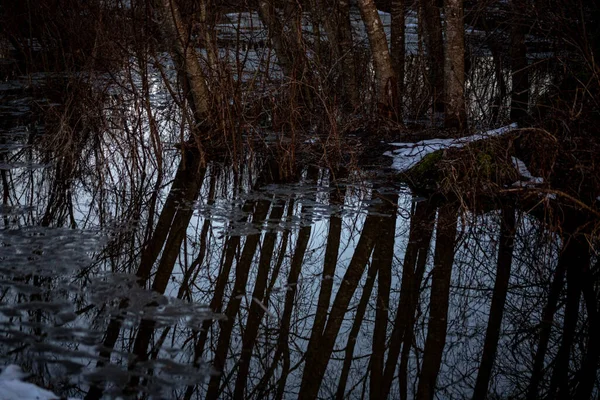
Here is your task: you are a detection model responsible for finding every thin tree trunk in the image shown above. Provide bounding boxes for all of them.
[422,0,444,114]
[391,0,405,118]
[299,211,379,400]
[472,204,516,399]
[155,0,211,121]
[547,236,589,399]
[443,0,467,129]
[357,0,398,114]
[305,193,343,367]
[233,199,286,398]
[510,0,529,123]
[416,202,458,400]
[336,259,379,400]
[205,199,271,400]
[397,201,436,400]
[381,199,436,399]
[319,0,359,109]
[275,220,312,400]
[257,1,309,84]
[526,237,572,399]
[370,194,398,399]
[489,38,507,124]
[574,260,600,400]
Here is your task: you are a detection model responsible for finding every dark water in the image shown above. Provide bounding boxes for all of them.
[0,79,597,400]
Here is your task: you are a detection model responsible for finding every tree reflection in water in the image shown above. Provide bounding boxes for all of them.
[1,91,599,400]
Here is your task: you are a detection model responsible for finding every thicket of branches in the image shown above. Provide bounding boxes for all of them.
[2,0,598,158]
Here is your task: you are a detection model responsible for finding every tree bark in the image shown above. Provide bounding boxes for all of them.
[381,199,436,399]
[443,0,467,129]
[357,0,399,115]
[526,235,574,399]
[369,194,398,400]
[416,202,458,400]
[318,0,359,109]
[336,258,379,400]
[510,0,529,123]
[547,236,588,399]
[233,199,286,399]
[472,204,516,400]
[205,199,271,400]
[299,210,379,399]
[391,0,405,118]
[154,0,211,122]
[422,0,445,114]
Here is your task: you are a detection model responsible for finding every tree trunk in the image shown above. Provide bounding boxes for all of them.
[416,202,458,400]
[318,0,359,109]
[391,0,405,118]
[422,0,444,115]
[299,210,379,399]
[233,199,286,399]
[443,0,467,129]
[526,235,574,399]
[155,0,211,122]
[370,194,398,400]
[547,236,588,399]
[357,0,398,116]
[205,199,271,400]
[574,260,600,400]
[510,0,529,123]
[336,258,379,400]
[381,199,436,399]
[472,204,516,400]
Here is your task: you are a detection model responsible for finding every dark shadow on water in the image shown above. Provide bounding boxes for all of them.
[1,86,599,400]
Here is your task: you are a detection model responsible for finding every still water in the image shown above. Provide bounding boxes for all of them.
[0,79,596,400]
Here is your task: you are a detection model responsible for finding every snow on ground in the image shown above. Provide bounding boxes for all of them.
[511,156,544,187]
[384,123,518,171]
[0,365,61,400]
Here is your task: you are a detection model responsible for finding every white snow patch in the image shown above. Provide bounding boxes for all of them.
[0,365,62,400]
[511,156,544,187]
[386,123,518,171]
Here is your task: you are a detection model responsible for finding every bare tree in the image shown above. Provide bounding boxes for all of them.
[300,207,380,399]
[357,0,399,117]
[472,204,516,399]
[381,199,436,400]
[510,0,529,123]
[369,194,398,399]
[391,0,406,117]
[443,0,467,129]
[416,202,458,400]
[317,0,360,109]
[421,0,445,115]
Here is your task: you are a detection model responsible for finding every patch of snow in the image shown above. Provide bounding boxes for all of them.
[386,123,518,171]
[0,365,61,400]
[511,156,544,187]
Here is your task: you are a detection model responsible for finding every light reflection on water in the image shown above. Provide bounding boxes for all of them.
[0,77,595,400]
